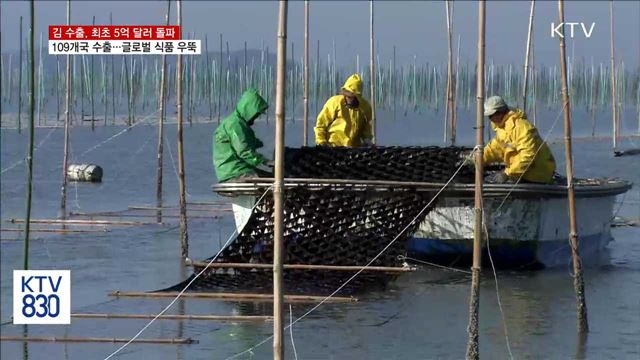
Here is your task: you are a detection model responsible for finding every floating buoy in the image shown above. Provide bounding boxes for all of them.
[67,164,103,182]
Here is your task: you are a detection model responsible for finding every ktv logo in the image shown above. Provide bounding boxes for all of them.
[551,22,596,38]
[13,270,71,324]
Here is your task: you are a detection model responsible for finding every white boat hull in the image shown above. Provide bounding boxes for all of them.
[408,195,618,268]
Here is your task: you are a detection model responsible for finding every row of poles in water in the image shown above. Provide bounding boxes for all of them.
[13,0,612,358]
[2,5,638,145]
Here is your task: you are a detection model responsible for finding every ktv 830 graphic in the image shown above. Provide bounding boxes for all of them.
[13,270,71,324]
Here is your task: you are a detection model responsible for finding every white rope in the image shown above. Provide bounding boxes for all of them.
[289,304,298,360]
[1,126,57,175]
[103,186,273,360]
[164,130,193,198]
[481,198,514,360]
[224,151,475,360]
[111,127,156,179]
[77,110,158,159]
[399,255,471,274]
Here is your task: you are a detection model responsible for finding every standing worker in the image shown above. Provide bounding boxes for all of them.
[314,74,373,147]
[213,88,273,183]
[482,95,556,184]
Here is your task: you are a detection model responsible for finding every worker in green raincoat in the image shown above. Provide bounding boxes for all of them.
[213,88,273,183]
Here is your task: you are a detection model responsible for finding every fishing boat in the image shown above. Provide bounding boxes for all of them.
[212,147,632,269]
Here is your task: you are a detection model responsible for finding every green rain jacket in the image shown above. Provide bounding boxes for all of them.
[213,89,269,183]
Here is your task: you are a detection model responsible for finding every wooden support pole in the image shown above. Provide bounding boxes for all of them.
[558,0,589,334]
[445,0,455,145]
[0,336,197,345]
[9,218,164,226]
[3,228,108,234]
[303,0,309,146]
[59,0,71,218]
[187,261,415,273]
[185,201,229,206]
[109,291,356,303]
[70,313,272,322]
[156,0,171,223]
[609,0,618,152]
[369,0,376,144]
[176,0,189,259]
[110,13,115,124]
[218,33,222,123]
[466,1,485,359]
[23,0,36,271]
[522,0,535,114]
[274,1,288,359]
[90,15,95,130]
[17,16,23,133]
[126,206,231,212]
[68,213,218,220]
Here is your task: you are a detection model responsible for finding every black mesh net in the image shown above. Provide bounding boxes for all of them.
[284,146,474,182]
[162,146,473,296]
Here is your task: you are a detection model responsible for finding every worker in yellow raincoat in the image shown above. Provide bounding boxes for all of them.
[482,96,556,184]
[314,74,373,147]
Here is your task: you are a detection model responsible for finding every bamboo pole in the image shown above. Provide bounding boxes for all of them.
[303,1,310,146]
[206,34,212,121]
[274,1,288,358]
[315,40,319,118]
[110,13,115,124]
[609,1,618,152]
[36,33,43,126]
[80,54,85,123]
[290,42,295,123]
[558,0,589,334]
[445,0,455,145]
[157,0,170,223]
[9,218,163,226]
[218,33,222,123]
[4,228,108,234]
[176,0,189,259]
[188,48,195,126]
[90,15,95,130]
[393,45,396,121]
[454,34,460,133]
[22,0,36,270]
[187,261,415,272]
[69,213,218,220]
[130,57,136,124]
[17,16,23,133]
[244,40,248,90]
[465,1,485,358]
[102,56,107,125]
[109,291,356,303]
[59,0,71,218]
[129,205,230,211]
[0,336,196,345]
[71,313,272,322]
[523,0,535,114]
[369,0,376,144]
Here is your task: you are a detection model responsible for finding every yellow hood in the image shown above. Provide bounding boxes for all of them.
[341,74,363,95]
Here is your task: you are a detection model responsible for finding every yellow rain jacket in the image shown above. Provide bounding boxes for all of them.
[314,74,373,147]
[483,109,556,183]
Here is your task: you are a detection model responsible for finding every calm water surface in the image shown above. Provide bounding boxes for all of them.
[1,110,639,359]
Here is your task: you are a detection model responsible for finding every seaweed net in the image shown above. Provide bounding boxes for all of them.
[285,146,474,182]
[163,146,472,295]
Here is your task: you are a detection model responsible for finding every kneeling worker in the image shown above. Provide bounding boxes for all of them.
[482,95,556,184]
[213,88,273,183]
[314,74,373,147]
